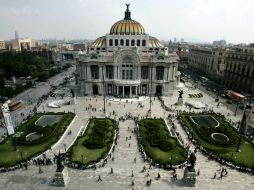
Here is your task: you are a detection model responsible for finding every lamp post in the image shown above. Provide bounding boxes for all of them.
[149,64,153,115]
[169,155,172,168]
[81,155,84,164]
[63,144,67,153]
[234,101,239,116]
[102,66,106,114]
[236,135,242,152]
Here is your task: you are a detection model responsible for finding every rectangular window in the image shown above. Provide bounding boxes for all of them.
[91,66,99,79]
[141,66,149,79]
[122,70,125,80]
[106,66,113,79]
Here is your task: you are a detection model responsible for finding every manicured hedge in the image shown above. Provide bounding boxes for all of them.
[67,118,116,165]
[181,114,239,146]
[0,112,75,167]
[14,112,74,145]
[180,113,254,169]
[138,119,187,166]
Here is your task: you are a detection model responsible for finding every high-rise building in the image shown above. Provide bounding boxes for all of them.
[15,30,19,40]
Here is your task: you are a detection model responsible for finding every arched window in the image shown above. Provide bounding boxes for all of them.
[121,56,133,80]
[109,39,113,46]
[126,39,129,46]
[142,40,146,46]
[115,39,118,46]
[120,39,124,46]
[137,40,140,46]
[131,39,135,46]
[156,66,164,80]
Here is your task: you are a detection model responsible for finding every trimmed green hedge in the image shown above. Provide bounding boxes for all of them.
[0,112,75,167]
[181,114,239,146]
[67,118,116,165]
[180,113,254,169]
[138,119,187,165]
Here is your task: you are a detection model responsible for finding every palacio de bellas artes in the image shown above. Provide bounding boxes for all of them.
[0,1,254,190]
[75,5,180,97]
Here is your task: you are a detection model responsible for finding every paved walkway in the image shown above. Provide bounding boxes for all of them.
[0,83,253,190]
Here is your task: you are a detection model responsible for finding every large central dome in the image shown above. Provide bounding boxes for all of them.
[110,4,145,35]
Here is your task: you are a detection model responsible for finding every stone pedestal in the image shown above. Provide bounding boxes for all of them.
[52,166,68,187]
[177,97,183,106]
[182,167,196,187]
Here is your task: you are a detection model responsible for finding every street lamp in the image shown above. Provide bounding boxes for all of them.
[63,144,67,153]
[81,155,84,164]
[169,155,172,168]
[230,152,234,163]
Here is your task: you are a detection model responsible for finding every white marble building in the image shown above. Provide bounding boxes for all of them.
[75,5,179,97]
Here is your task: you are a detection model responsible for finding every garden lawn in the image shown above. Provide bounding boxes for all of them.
[0,112,75,167]
[138,119,187,165]
[180,113,254,169]
[67,118,116,165]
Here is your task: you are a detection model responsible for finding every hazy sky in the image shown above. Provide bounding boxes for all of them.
[0,0,253,44]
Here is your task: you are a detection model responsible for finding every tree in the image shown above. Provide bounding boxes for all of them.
[37,70,49,82]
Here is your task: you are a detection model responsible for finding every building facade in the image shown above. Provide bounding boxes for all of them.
[223,45,254,95]
[0,39,5,50]
[11,37,35,51]
[188,46,226,82]
[75,5,179,97]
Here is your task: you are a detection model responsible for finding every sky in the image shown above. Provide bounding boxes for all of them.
[0,0,253,44]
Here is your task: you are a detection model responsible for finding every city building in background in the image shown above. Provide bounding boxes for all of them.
[188,46,227,82]
[11,37,36,51]
[0,39,5,50]
[223,45,254,95]
[75,5,179,97]
[213,40,227,47]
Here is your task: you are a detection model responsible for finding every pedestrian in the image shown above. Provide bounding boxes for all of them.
[131,170,134,177]
[129,143,130,147]
[134,157,136,163]
[98,175,102,182]
[213,172,217,179]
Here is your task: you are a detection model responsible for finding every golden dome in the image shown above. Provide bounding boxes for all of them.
[110,20,145,35]
[110,4,145,35]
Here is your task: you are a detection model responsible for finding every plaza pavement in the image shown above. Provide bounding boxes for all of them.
[0,83,253,190]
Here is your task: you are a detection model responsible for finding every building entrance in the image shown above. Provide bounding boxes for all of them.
[124,86,130,97]
[93,85,99,95]
[156,85,162,96]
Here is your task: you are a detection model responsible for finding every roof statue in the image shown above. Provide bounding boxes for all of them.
[124,3,131,20]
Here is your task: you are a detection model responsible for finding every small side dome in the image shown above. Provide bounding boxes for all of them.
[149,37,163,47]
[91,36,106,48]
